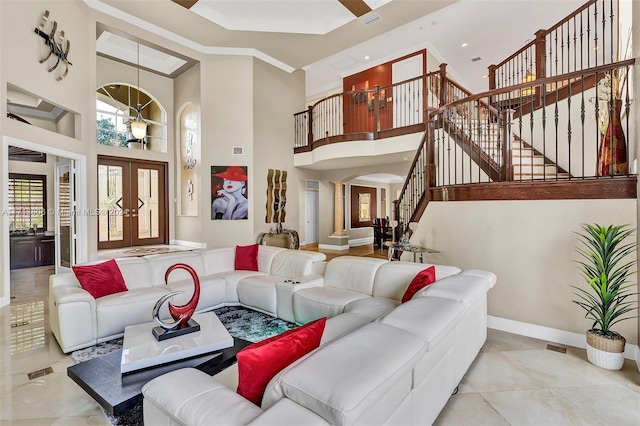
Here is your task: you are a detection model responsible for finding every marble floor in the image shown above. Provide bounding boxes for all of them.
[1,254,639,425]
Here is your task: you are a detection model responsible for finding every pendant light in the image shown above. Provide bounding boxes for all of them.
[129,42,148,141]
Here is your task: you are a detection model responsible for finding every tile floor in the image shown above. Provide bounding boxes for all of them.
[1,248,639,425]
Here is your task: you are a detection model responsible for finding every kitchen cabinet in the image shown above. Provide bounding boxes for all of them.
[10,235,56,270]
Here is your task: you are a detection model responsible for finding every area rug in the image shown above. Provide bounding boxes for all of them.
[69,306,297,426]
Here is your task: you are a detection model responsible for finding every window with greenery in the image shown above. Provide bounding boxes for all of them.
[8,174,47,230]
[96,84,167,152]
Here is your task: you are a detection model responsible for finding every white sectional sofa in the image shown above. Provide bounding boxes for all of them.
[49,246,326,353]
[142,255,497,425]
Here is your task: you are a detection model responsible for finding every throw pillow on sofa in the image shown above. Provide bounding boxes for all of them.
[235,243,259,271]
[71,259,128,299]
[401,265,436,303]
[236,317,327,405]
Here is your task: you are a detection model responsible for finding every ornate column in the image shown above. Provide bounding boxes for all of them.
[331,181,345,236]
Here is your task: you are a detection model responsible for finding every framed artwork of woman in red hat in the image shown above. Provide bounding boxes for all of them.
[211,165,248,220]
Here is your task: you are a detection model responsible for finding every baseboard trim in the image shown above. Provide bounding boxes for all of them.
[487,315,639,362]
[170,240,207,249]
[318,243,349,251]
[348,237,374,247]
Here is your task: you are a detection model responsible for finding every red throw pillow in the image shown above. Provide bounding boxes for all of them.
[237,317,326,405]
[71,259,128,299]
[401,266,436,303]
[235,243,259,271]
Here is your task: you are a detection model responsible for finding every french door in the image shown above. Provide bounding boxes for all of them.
[97,156,168,249]
[55,160,76,273]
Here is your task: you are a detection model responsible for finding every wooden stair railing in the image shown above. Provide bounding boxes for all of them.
[394,59,635,228]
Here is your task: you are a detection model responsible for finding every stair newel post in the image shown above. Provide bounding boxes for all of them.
[500,109,514,181]
[307,105,313,148]
[488,64,497,90]
[392,199,400,242]
[373,85,380,138]
[439,63,448,107]
[534,29,547,108]
[426,107,438,195]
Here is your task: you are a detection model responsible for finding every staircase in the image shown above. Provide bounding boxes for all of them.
[448,116,570,181]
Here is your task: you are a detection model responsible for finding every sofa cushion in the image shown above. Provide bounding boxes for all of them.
[142,368,263,426]
[144,252,205,286]
[343,297,399,320]
[413,272,492,306]
[214,270,266,303]
[401,265,436,303]
[166,275,227,313]
[269,250,319,278]
[237,275,281,315]
[236,244,259,271]
[377,296,466,351]
[324,256,387,295]
[72,259,128,299]
[95,287,171,338]
[237,317,326,405]
[257,245,287,273]
[293,287,369,324]
[199,247,236,275]
[114,257,154,290]
[280,322,425,426]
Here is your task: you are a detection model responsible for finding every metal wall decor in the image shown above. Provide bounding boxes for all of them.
[34,10,72,81]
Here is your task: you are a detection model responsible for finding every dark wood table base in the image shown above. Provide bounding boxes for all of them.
[67,337,251,416]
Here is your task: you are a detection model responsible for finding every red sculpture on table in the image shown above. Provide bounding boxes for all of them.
[151,263,201,340]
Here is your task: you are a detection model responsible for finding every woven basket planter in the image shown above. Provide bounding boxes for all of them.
[586,330,626,370]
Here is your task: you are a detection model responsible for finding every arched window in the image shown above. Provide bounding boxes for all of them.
[96,84,167,152]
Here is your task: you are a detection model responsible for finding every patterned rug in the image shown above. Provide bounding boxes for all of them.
[69,306,297,425]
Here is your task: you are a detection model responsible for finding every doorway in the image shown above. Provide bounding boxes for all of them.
[392,54,424,128]
[2,136,88,308]
[97,156,168,250]
[305,180,319,245]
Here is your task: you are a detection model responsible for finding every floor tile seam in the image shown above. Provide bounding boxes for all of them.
[479,387,612,425]
[473,390,513,425]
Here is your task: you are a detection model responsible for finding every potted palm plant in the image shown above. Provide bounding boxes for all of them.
[572,224,637,370]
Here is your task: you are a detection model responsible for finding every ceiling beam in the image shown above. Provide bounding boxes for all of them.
[338,0,373,17]
[171,0,199,9]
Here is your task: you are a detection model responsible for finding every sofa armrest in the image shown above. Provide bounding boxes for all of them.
[310,261,327,275]
[49,284,97,353]
[142,368,262,426]
[276,275,324,323]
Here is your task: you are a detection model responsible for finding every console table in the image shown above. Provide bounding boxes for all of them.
[384,242,440,263]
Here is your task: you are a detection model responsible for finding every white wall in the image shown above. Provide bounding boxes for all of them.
[412,199,638,345]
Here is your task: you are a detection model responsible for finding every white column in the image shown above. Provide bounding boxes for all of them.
[331,181,345,236]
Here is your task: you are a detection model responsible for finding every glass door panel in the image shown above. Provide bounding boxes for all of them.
[132,164,165,246]
[55,160,76,272]
[98,157,166,249]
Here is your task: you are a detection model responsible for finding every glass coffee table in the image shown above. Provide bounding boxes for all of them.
[67,312,251,416]
[384,241,440,263]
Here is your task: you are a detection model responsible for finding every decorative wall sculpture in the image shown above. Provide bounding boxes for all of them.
[211,165,248,220]
[179,104,199,216]
[266,169,287,225]
[34,10,72,81]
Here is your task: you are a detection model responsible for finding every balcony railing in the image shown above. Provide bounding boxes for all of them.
[294,71,443,150]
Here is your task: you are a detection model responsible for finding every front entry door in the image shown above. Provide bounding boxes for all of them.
[98,157,167,249]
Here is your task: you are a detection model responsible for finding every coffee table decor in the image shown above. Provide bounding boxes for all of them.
[151,263,201,341]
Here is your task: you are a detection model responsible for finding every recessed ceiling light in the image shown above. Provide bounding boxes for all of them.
[461,43,468,47]
[482,75,488,78]
[364,56,370,60]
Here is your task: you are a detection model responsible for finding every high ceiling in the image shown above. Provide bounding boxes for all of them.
[88,0,586,96]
